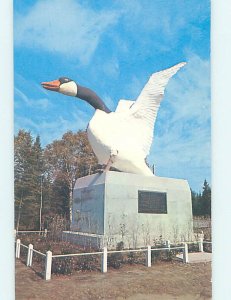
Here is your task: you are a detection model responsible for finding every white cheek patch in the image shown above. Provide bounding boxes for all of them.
[59,81,78,97]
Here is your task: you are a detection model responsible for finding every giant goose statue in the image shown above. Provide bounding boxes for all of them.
[42,62,186,176]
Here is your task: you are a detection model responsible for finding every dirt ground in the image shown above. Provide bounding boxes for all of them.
[16,260,211,300]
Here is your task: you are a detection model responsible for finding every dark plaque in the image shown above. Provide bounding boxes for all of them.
[138,191,167,214]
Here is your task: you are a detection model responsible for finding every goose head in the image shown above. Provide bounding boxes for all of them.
[41,77,111,113]
[41,77,78,97]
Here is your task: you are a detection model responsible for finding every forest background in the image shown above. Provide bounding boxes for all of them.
[14,129,211,231]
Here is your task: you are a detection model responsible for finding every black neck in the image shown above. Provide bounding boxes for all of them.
[76,84,111,113]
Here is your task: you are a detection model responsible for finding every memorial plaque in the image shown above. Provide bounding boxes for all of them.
[138,191,167,214]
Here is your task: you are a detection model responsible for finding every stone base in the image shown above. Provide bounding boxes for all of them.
[62,231,104,249]
[71,171,193,249]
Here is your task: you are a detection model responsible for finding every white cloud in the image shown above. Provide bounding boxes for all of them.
[164,55,210,128]
[15,88,31,106]
[125,76,145,100]
[102,58,120,78]
[114,0,210,54]
[15,87,51,110]
[118,0,209,33]
[14,0,119,64]
[36,98,50,110]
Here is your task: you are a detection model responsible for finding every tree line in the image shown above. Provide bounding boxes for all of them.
[191,179,211,217]
[14,129,98,230]
[14,129,211,230]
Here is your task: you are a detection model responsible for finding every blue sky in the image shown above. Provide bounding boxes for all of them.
[14,0,210,192]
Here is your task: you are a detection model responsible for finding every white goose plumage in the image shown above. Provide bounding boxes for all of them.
[42,62,186,176]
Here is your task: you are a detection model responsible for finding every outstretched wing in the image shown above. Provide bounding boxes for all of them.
[128,62,186,156]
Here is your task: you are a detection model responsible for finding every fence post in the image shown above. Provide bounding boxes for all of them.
[166,240,171,250]
[44,229,47,238]
[101,247,107,273]
[45,251,52,280]
[14,229,17,238]
[199,237,204,252]
[16,239,21,258]
[26,244,33,267]
[183,243,189,263]
[146,245,151,267]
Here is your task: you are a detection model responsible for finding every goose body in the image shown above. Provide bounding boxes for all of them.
[42,62,186,176]
[87,108,153,175]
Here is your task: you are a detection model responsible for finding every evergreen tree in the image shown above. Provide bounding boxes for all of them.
[14,131,46,229]
[191,189,198,215]
[15,130,35,229]
[191,180,211,217]
[31,135,48,230]
[201,179,211,216]
[14,129,99,229]
[50,172,70,217]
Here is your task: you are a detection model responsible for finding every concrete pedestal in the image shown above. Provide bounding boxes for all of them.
[70,171,193,249]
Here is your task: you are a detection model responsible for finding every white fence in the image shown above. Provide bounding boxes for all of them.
[15,229,48,237]
[15,237,212,281]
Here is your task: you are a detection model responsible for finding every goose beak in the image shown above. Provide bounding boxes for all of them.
[41,79,60,91]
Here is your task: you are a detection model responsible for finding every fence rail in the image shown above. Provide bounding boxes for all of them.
[15,229,48,237]
[32,248,46,257]
[52,251,103,258]
[17,231,45,233]
[15,236,212,281]
[105,248,146,254]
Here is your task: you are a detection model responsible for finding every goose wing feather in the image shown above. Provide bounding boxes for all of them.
[128,62,186,156]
